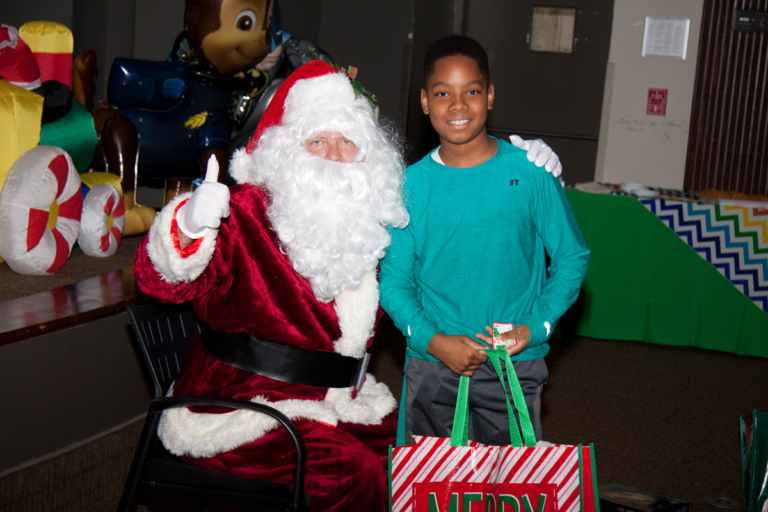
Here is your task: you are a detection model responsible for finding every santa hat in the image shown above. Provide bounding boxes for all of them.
[0,24,42,90]
[230,60,376,184]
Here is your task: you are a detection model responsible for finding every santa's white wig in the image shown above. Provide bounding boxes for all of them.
[230,61,409,302]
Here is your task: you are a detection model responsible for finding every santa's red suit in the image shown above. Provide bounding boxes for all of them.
[133,61,408,511]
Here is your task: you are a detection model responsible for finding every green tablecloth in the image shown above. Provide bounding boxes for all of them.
[564,188,768,358]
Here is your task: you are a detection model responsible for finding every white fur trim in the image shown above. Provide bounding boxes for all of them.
[281,72,369,131]
[158,392,337,458]
[333,271,379,358]
[145,194,217,284]
[158,373,396,458]
[325,374,397,425]
[229,147,253,187]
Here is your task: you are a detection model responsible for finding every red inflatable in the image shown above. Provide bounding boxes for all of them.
[0,145,82,274]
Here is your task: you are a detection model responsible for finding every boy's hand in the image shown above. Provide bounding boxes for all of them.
[427,333,488,377]
[508,135,563,178]
[476,324,531,357]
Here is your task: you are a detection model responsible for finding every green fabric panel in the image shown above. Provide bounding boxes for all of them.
[565,188,768,358]
[748,410,768,512]
[39,100,97,173]
[742,410,768,512]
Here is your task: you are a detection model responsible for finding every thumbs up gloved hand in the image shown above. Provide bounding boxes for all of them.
[509,135,563,178]
[176,155,230,239]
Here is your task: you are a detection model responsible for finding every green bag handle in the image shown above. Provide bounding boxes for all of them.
[450,349,537,448]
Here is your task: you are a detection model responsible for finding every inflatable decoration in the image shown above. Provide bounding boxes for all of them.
[18,21,73,88]
[78,172,124,257]
[106,0,333,196]
[0,146,82,275]
[0,80,43,192]
[0,24,45,193]
[105,0,275,183]
[0,24,42,89]
[20,20,95,163]
[14,21,75,124]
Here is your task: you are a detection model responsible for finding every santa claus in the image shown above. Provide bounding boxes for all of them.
[134,60,410,511]
[133,59,561,511]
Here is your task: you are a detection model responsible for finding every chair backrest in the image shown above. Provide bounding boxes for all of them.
[126,302,201,398]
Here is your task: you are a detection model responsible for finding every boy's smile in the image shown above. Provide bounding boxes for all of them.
[420,55,495,155]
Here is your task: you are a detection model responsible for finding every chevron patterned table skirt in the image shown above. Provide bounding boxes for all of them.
[640,198,768,314]
[565,188,768,358]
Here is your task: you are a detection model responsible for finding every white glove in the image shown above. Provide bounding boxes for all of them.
[509,135,563,178]
[176,155,230,238]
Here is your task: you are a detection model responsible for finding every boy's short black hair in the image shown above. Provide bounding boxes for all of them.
[423,35,490,86]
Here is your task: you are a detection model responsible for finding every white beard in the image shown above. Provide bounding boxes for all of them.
[247,128,409,302]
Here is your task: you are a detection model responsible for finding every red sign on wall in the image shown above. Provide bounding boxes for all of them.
[647,88,668,115]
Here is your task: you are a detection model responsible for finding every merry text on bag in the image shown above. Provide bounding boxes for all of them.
[415,482,558,512]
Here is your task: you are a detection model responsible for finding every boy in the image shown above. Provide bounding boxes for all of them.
[379,35,590,446]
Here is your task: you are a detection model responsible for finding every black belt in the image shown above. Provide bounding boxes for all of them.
[199,322,371,390]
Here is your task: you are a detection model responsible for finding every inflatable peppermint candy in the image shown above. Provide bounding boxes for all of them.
[78,172,125,257]
[0,146,82,275]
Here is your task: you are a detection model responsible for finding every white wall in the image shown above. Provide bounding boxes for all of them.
[595,0,704,189]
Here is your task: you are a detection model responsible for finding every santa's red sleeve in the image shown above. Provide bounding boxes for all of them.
[133,192,220,303]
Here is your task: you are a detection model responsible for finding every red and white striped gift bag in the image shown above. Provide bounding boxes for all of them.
[390,435,598,512]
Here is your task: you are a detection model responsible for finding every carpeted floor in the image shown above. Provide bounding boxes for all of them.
[541,334,764,511]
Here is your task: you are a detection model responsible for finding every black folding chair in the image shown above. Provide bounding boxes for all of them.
[118,302,308,511]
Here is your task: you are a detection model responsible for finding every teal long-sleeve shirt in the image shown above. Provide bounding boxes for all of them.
[379,138,590,363]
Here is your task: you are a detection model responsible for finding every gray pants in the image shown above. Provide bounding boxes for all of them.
[404,357,548,445]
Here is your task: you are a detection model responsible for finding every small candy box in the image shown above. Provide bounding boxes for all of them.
[492,322,518,349]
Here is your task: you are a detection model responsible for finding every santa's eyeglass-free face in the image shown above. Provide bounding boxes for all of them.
[304,132,359,163]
